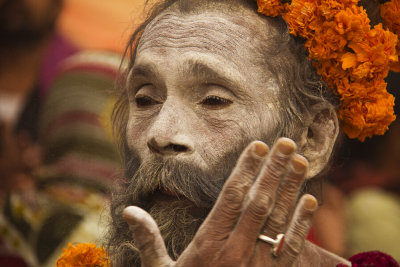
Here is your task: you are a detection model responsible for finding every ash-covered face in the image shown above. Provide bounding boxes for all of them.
[126,7,284,180]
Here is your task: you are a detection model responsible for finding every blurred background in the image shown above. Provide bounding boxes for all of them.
[0,0,399,266]
[0,1,146,266]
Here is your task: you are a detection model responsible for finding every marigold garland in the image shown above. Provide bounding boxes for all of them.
[257,0,400,141]
[56,243,110,267]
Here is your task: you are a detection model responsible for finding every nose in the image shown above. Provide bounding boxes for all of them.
[147,136,193,155]
[146,102,194,156]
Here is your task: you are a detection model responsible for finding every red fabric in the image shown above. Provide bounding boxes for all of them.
[306,227,320,246]
[337,251,399,267]
[0,255,28,267]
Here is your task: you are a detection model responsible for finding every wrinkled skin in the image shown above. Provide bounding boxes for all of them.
[126,9,282,173]
[120,4,348,267]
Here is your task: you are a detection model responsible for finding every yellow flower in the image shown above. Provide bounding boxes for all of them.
[56,243,110,267]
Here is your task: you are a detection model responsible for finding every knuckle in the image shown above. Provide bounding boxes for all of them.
[270,151,291,168]
[236,167,258,183]
[283,174,304,193]
[222,184,245,211]
[247,194,270,223]
[192,231,212,250]
[268,160,287,178]
[266,208,287,233]
[292,220,310,236]
[240,154,263,174]
[264,158,289,183]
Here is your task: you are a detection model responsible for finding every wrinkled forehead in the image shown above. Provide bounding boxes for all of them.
[137,6,277,65]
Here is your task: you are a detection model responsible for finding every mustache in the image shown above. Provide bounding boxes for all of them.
[106,136,272,265]
[124,146,239,208]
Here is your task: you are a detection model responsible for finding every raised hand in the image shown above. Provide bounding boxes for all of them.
[123,138,341,266]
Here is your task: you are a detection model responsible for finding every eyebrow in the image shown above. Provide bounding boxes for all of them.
[127,63,161,92]
[185,61,250,99]
[130,63,158,79]
[129,60,250,100]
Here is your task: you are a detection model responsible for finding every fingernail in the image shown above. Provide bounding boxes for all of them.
[276,138,296,155]
[304,195,317,211]
[253,142,268,157]
[291,155,308,173]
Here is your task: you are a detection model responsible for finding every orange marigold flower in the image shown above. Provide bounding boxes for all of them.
[380,0,400,72]
[341,52,357,70]
[334,6,370,42]
[336,78,387,99]
[347,24,398,78]
[381,0,400,35]
[56,243,110,267]
[283,0,319,38]
[257,0,286,17]
[258,0,398,140]
[319,0,347,20]
[339,91,396,141]
[314,59,346,88]
[308,23,347,60]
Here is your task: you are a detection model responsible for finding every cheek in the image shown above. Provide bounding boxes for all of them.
[125,108,151,150]
[195,110,257,160]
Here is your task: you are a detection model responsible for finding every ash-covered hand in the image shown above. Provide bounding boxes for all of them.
[123,138,317,267]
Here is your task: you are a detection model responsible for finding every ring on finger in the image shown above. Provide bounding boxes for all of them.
[258,233,285,256]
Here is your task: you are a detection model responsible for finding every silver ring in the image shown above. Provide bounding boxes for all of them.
[258,233,285,256]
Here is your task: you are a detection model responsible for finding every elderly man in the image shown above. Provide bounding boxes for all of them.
[105,0,397,266]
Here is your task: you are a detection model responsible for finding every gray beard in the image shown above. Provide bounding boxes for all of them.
[102,121,295,267]
[105,141,245,267]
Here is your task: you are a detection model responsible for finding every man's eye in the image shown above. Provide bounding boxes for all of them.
[201,95,232,108]
[135,96,159,107]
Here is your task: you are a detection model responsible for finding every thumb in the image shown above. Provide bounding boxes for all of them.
[123,206,174,267]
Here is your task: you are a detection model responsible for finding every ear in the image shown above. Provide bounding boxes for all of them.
[296,103,339,179]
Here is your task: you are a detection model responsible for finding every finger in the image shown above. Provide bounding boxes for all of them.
[227,138,296,247]
[263,154,308,238]
[278,194,318,266]
[198,141,268,240]
[123,206,174,267]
